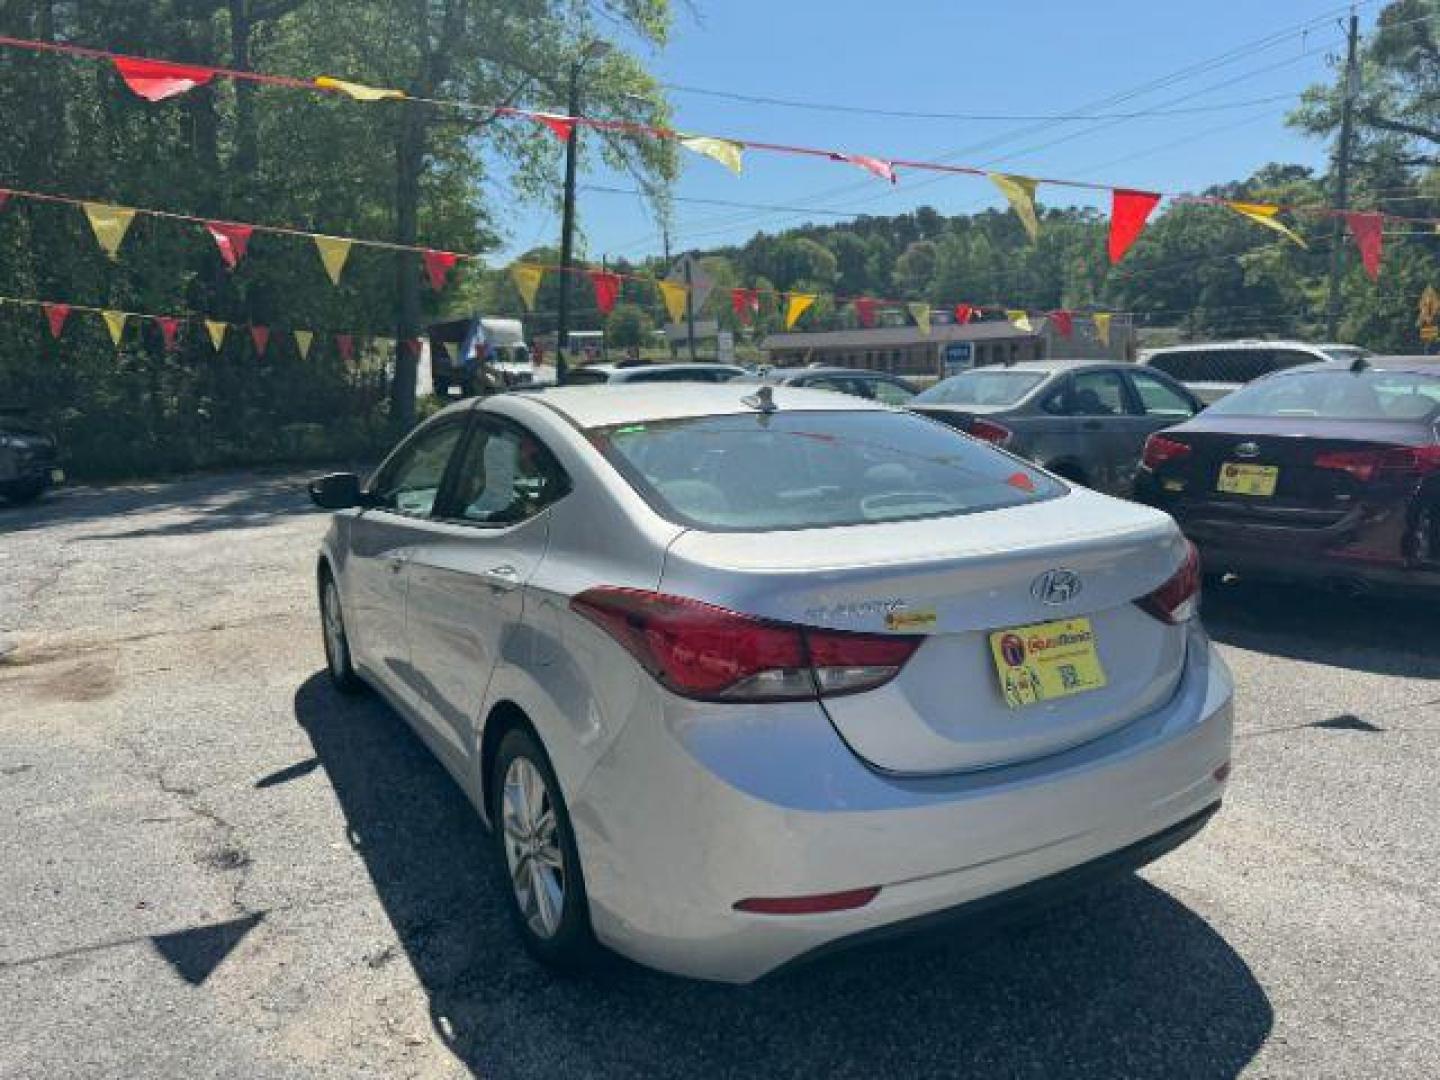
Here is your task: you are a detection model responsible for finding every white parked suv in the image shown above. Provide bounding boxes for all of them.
[1139,341,1372,404]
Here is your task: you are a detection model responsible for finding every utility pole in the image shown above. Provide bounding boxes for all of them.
[555,40,610,386]
[683,255,697,361]
[1325,11,1360,340]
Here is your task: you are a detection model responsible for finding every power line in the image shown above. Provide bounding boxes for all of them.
[659,83,1303,122]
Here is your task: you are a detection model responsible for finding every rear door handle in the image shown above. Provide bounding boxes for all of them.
[386,555,408,574]
[481,564,521,590]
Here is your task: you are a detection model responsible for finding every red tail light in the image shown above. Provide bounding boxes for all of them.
[968,418,1012,446]
[1137,541,1201,624]
[1315,445,1440,483]
[1142,434,1192,470]
[569,588,923,702]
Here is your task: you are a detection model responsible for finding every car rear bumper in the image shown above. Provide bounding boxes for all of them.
[570,622,1233,983]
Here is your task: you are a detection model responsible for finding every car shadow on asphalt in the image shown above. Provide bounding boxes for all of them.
[1203,579,1440,679]
[295,673,1272,1079]
[0,467,356,539]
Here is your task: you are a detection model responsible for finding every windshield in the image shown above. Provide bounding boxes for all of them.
[1205,370,1440,422]
[913,370,1047,408]
[591,409,1061,532]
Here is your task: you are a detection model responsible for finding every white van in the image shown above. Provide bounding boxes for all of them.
[1139,340,1371,404]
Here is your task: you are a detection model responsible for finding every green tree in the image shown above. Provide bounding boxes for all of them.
[605,302,651,348]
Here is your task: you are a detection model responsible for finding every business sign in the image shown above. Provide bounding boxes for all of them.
[943,342,973,377]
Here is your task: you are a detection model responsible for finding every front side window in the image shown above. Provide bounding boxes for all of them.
[449,420,570,525]
[1066,371,1130,416]
[1129,371,1197,418]
[591,409,1061,532]
[869,379,916,406]
[369,420,465,517]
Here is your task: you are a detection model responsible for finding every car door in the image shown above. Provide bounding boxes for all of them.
[346,416,468,692]
[1051,369,1137,494]
[401,415,571,769]
[1112,370,1200,493]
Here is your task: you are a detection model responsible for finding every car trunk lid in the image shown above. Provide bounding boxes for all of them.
[661,490,1191,774]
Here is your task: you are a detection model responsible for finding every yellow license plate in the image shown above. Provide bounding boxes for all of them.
[989,617,1107,708]
[1217,463,1278,496]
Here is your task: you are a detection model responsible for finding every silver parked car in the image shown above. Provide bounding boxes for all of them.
[309,383,1233,983]
[910,361,1203,496]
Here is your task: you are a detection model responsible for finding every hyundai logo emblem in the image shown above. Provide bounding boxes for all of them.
[1032,569,1083,606]
[1233,441,1261,459]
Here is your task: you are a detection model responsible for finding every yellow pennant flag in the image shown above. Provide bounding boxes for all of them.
[83,203,137,260]
[205,320,227,351]
[1006,310,1034,333]
[989,174,1041,242]
[1093,312,1113,347]
[784,293,817,330]
[294,330,314,360]
[101,310,128,346]
[679,134,744,176]
[314,76,405,102]
[907,302,932,335]
[314,236,353,286]
[510,263,546,311]
[657,280,689,324]
[1227,201,1308,249]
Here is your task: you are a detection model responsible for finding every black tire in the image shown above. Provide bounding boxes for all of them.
[318,569,364,695]
[491,726,597,971]
[1,480,45,505]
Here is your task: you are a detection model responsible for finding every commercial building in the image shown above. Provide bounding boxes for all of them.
[760,315,1134,377]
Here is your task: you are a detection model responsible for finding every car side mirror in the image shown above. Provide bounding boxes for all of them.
[309,472,365,510]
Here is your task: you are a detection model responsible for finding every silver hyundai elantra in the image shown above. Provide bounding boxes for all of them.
[310,383,1233,983]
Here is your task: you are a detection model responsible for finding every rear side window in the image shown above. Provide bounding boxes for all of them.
[447,420,570,525]
[1129,371,1197,418]
[590,410,1062,532]
[1148,350,1206,381]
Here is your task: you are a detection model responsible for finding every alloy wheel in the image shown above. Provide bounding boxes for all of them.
[501,755,566,939]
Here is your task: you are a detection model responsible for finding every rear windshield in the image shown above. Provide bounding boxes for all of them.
[1206,371,1440,422]
[590,410,1062,531]
[913,370,1047,408]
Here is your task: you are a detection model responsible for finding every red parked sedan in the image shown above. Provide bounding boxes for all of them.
[1136,357,1440,595]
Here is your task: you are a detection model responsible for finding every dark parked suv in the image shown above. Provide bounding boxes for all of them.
[0,409,62,504]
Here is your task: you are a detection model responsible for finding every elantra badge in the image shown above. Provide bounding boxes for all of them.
[1032,569,1082,606]
[1233,441,1261,459]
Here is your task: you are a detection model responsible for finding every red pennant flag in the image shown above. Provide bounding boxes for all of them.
[336,334,355,363]
[42,302,70,339]
[854,297,879,327]
[535,113,575,142]
[831,153,898,184]
[1048,310,1074,339]
[589,270,622,315]
[954,303,976,325]
[112,56,217,102]
[207,222,254,270]
[1345,212,1384,280]
[250,325,271,357]
[1108,189,1161,265]
[422,250,459,292]
[156,317,181,351]
[730,288,758,324]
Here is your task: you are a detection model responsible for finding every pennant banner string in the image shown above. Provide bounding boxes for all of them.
[2,35,1438,231]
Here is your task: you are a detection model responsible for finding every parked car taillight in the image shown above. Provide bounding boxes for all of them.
[1136,541,1201,624]
[967,418,1012,446]
[1142,434,1192,470]
[1315,445,1440,483]
[569,588,922,702]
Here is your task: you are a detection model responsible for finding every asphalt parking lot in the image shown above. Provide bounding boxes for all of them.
[2,470,1438,1079]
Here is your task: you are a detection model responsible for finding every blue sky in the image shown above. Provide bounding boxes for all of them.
[495,0,1378,264]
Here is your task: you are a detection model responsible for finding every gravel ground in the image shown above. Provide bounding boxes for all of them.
[1,470,1436,1079]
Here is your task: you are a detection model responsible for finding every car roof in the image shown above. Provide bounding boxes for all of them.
[771,366,905,380]
[503,381,893,428]
[1275,357,1440,376]
[611,363,746,379]
[960,359,1123,374]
